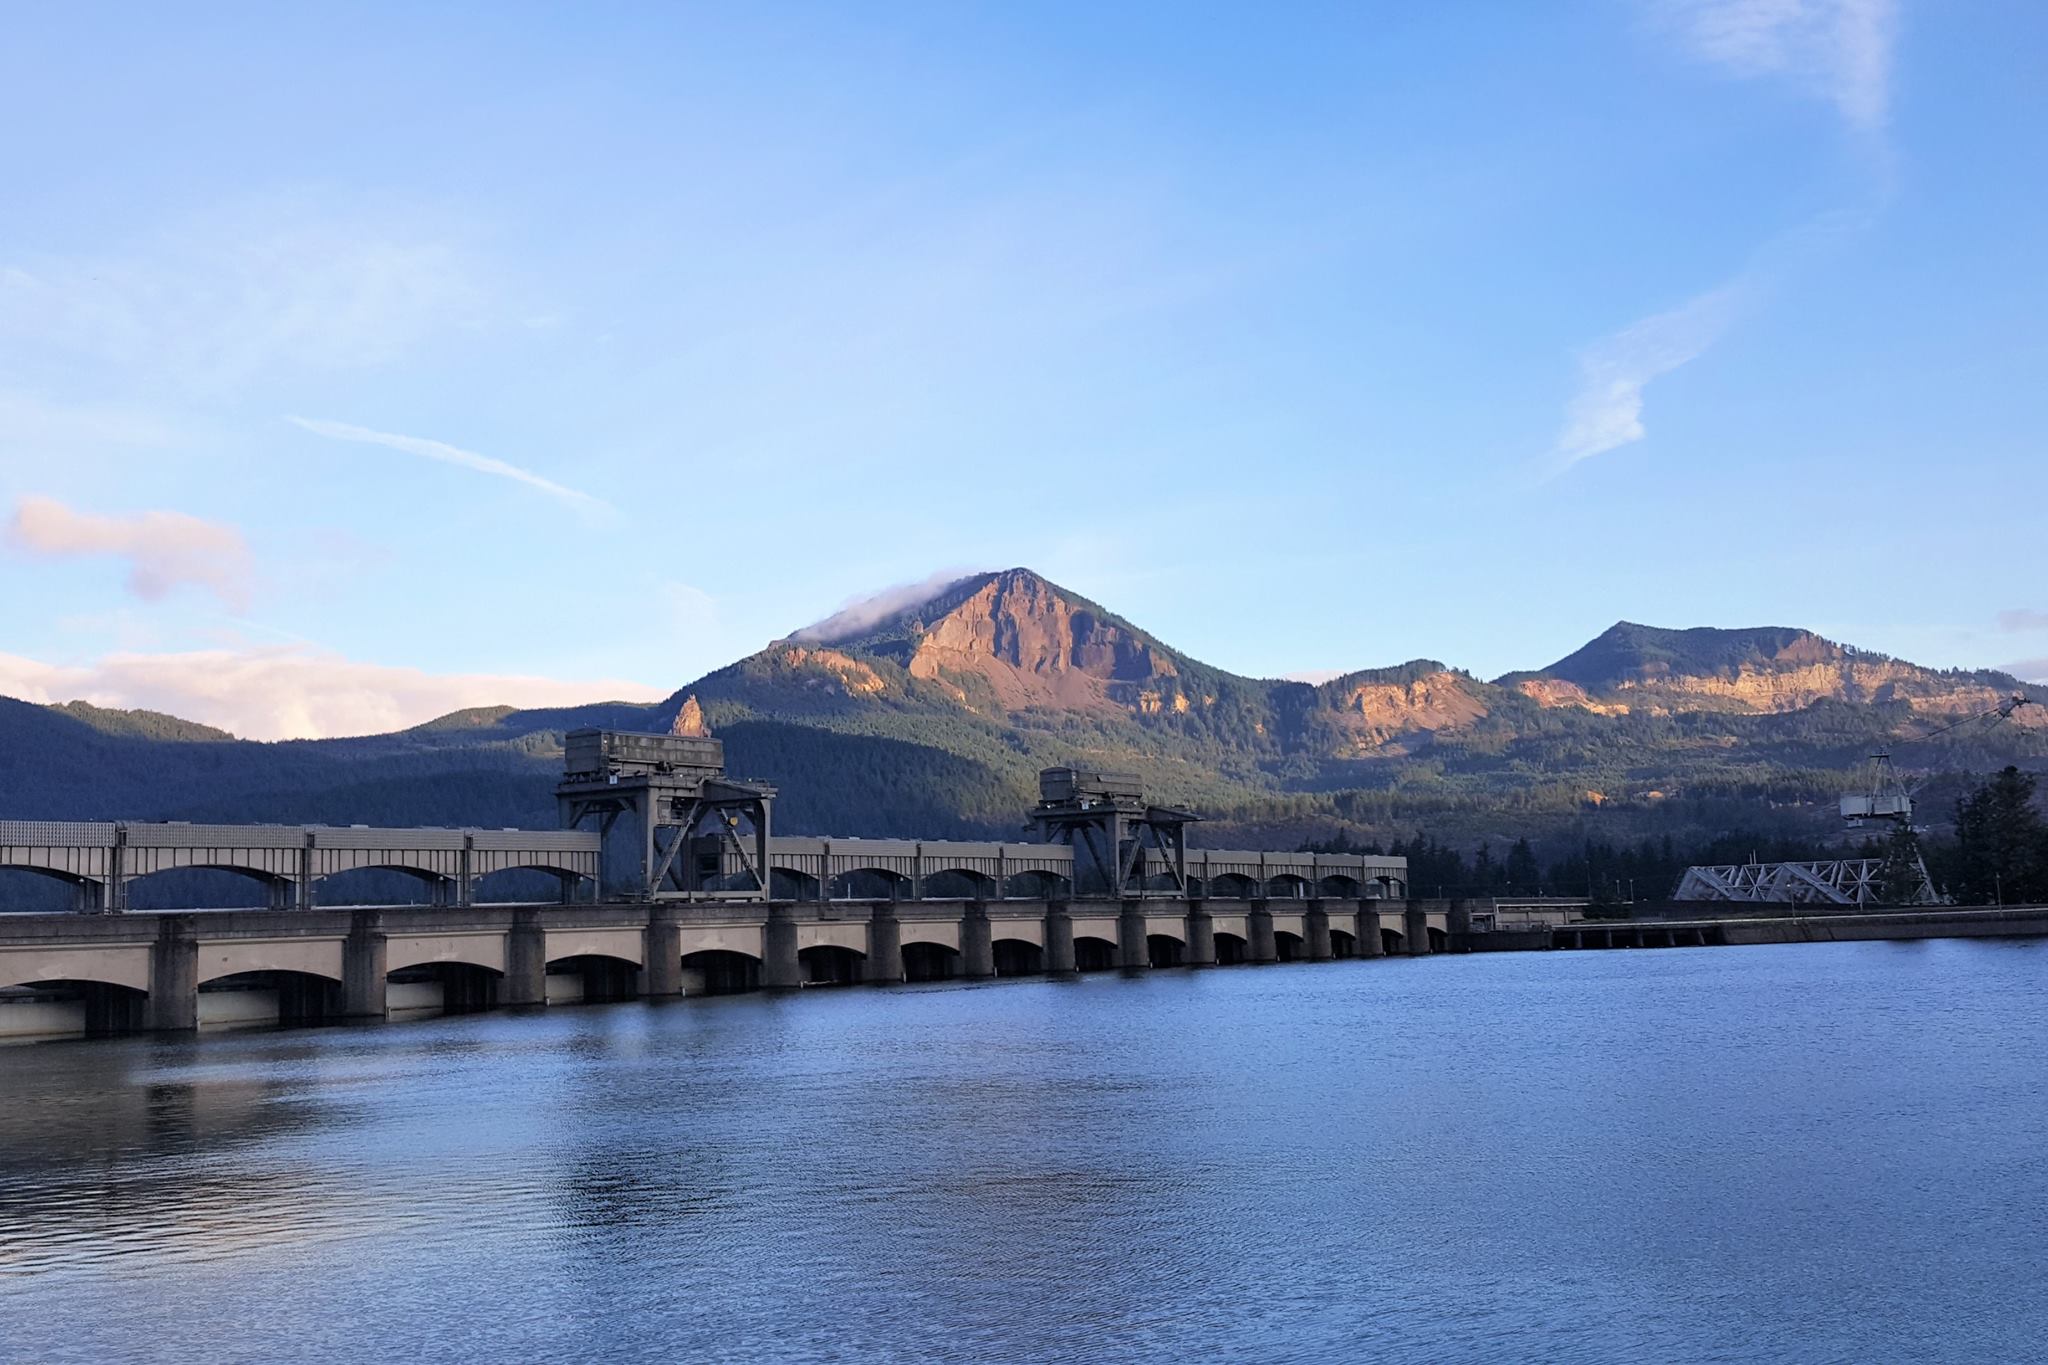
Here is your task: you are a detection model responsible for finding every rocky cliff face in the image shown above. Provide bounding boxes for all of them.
[908,570,1187,711]
[1513,622,2046,725]
[1311,668,1491,753]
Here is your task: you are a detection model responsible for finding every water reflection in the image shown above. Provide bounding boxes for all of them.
[1,941,2045,1362]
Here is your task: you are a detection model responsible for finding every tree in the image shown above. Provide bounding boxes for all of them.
[1951,767,2048,905]
[1505,837,1541,895]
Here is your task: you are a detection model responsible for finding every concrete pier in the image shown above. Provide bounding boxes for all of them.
[1044,903,1076,974]
[1248,901,1277,964]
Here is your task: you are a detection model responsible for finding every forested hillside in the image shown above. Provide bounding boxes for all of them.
[4,570,2043,872]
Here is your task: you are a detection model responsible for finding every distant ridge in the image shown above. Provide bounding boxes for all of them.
[3,569,2043,856]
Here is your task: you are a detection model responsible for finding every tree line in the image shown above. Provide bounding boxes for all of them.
[1301,767,2048,909]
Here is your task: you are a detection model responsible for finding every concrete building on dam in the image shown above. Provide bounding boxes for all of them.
[0,731,1432,1042]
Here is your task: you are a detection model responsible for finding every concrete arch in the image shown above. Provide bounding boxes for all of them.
[386,961,501,1016]
[468,865,582,902]
[197,969,343,1028]
[123,863,292,910]
[901,941,960,982]
[1143,918,1187,943]
[312,864,453,906]
[799,944,864,986]
[0,864,106,910]
[1266,874,1313,900]
[0,978,147,1038]
[1073,936,1118,972]
[1214,931,1249,966]
[544,953,640,1004]
[544,927,644,967]
[1273,930,1304,962]
[0,945,152,994]
[992,938,1044,975]
[128,861,288,886]
[0,860,97,888]
[1318,874,1363,897]
[922,867,996,899]
[1145,934,1185,968]
[1427,926,1448,952]
[796,922,868,955]
[1380,926,1405,955]
[1002,869,1071,899]
[317,861,451,885]
[197,938,344,986]
[1206,873,1257,900]
[771,867,823,900]
[1330,929,1358,959]
[384,933,508,976]
[899,922,962,952]
[680,949,760,995]
[830,867,911,900]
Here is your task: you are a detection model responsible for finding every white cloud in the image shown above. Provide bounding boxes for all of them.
[790,569,983,645]
[285,416,608,511]
[2002,658,2048,685]
[1996,609,2048,632]
[0,645,665,741]
[1284,669,1346,685]
[1553,283,1744,470]
[1651,0,1899,130]
[6,495,253,610]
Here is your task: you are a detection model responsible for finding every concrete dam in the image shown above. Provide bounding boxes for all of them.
[5,728,2041,1043]
[0,730,1436,1040]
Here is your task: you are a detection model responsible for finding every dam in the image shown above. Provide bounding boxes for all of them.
[0,730,1433,1040]
[4,728,2041,1043]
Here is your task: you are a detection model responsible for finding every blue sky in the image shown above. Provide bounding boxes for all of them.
[2,1,2043,738]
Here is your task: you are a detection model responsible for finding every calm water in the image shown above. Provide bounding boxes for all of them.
[2,940,2045,1364]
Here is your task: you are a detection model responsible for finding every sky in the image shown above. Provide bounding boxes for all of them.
[1,1,2044,739]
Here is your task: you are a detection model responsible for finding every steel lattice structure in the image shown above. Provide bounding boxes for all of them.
[1671,858,1937,908]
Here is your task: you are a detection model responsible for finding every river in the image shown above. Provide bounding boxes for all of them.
[2,938,2044,1363]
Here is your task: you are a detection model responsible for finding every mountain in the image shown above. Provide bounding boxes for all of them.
[1507,622,2036,721]
[3,569,2044,869]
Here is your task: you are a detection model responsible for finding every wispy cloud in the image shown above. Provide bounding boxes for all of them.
[790,569,983,645]
[1552,282,1746,471]
[1997,609,2048,632]
[5,495,253,610]
[2001,658,2048,685]
[0,193,486,394]
[0,645,665,741]
[1650,0,1900,131]
[286,416,608,511]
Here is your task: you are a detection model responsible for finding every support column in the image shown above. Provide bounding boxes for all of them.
[864,902,902,984]
[1448,898,1473,951]
[147,914,199,1033]
[762,905,801,990]
[1186,900,1216,967]
[1305,899,1333,961]
[1403,902,1430,956]
[1044,900,1076,974]
[503,908,548,1006]
[962,902,995,978]
[1248,899,1278,964]
[1117,900,1150,969]
[1357,903,1385,958]
[643,904,683,998]
[343,907,388,1019]
[108,826,128,914]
